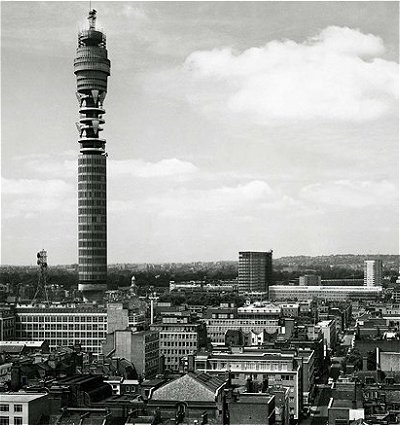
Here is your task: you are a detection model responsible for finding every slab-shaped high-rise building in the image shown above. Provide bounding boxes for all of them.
[238,251,273,295]
[74,10,110,302]
[364,259,383,287]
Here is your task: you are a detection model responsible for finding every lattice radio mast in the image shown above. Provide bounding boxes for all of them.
[32,249,50,305]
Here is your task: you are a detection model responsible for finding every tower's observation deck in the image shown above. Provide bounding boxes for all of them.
[74,10,110,301]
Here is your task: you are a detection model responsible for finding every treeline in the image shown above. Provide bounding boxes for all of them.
[158,292,246,307]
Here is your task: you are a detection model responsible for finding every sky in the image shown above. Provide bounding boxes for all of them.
[1,1,399,265]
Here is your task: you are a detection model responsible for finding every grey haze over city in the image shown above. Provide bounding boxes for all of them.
[1,1,399,265]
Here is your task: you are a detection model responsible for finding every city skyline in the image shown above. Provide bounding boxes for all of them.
[2,1,399,265]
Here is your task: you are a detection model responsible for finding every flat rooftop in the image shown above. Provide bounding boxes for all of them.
[0,392,47,402]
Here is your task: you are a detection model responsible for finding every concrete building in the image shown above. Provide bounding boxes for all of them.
[13,302,147,354]
[151,311,207,372]
[0,392,49,425]
[194,349,303,419]
[74,10,111,302]
[238,251,273,295]
[299,275,321,286]
[0,307,16,341]
[328,381,364,425]
[269,285,382,302]
[102,329,159,378]
[317,319,337,351]
[237,302,281,318]
[205,316,280,346]
[14,303,107,353]
[364,260,383,287]
[227,391,276,425]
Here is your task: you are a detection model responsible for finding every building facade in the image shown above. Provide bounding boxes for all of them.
[14,304,107,353]
[269,285,382,302]
[364,260,383,287]
[74,10,111,302]
[0,307,16,341]
[194,349,303,420]
[151,311,207,372]
[102,329,159,378]
[238,251,273,295]
[0,392,49,425]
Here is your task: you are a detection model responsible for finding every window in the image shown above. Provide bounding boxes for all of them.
[14,419,23,425]
[14,405,22,413]
[0,406,8,412]
[0,418,9,425]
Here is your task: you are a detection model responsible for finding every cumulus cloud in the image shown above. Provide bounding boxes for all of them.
[109,158,198,178]
[299,179,397,208]
[109,179,298,219]
[181,26,398,124]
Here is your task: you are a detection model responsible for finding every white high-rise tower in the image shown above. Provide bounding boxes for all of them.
[364,260,383,287]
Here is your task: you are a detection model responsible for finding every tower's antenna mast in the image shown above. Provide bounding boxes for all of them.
[32,249,50,305]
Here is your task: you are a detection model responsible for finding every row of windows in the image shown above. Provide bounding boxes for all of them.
[79,232,106,240]
[78,208,106,215]
[160,333,196,339]
[17,315,106,323]
[79,265,107,272]
[78,183,106,191]
[77,69,108,78]
[79,257,106,265]
[74,61,110,73]
[0,405,22,412]
[211,362,291,371]
[79,224,106,232]
[78,174,105,182]
[162,349,194,355]
[159,327,197,332]
[16,325,106,333]
[79,249,106,256]
[78,192,106,199]
[79,241,106,248]
[16,333,106,343]
[78,166,106,174]
[79,216,106,224]
[161,341,196,347]
[0,417,23,425]
[78,199,106,207]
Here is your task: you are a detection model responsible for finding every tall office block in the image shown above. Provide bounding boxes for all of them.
[364,260,383,287]
[74,10,111,302]
[238,251,273,295]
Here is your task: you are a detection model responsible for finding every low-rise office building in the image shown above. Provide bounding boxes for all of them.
[269,285,382,302]
[151,311,207,372]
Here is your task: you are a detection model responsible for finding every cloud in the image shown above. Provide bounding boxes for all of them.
[2,177,74,218]
[109,158,198,178]
[16,155,197,181]
[2,178,72,196]
[314,26,385,58]
[299,179,397,208]
[121,5,149,21]
[179,26,398,124]
[109,179,298,219]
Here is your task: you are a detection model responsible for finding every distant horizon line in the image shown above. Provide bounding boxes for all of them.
[1,252,399,267]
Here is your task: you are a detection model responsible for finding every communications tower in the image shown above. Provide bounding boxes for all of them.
[32,249,49,305]
[74,10,110,302]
